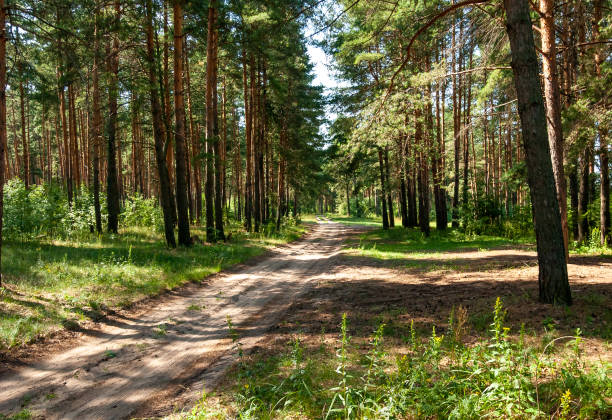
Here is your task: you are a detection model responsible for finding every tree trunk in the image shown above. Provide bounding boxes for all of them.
[435,84,447,229]
[503,0,571,305]
[384,146,394,227]
[204,3,217,242]
[92,11,102,234]
[593,0,609,245]
[210,4,224,241]
[106,1,121,234]
[577,150,590,243]
[145,0,176,247]
[451,15,461,227]
[251,55,260,233]
[0,0,7,285]
[242,49,252,231]
[416,106,430,236]
[173,0,191,246]
[540,0,569,260]
[378,147,389,230]
[19,75,29,189]
[276,122,287,229]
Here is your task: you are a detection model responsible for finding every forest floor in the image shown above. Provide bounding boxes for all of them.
[0,218,610,419]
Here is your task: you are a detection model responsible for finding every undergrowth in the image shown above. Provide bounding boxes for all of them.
[184,299,611,419]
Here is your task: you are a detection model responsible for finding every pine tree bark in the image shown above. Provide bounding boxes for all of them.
[540,0,569,260]
[173,0,191,246]
[144,0,176,247]
[503,0,571,305]
[106,1,121,234]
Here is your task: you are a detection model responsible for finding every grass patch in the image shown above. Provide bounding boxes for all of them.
[182,299,611,419]
[325,214,385,227]
[0,221,308,350]
[345,226,527,261]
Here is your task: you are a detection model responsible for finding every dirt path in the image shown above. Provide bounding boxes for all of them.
[0,221,357,420]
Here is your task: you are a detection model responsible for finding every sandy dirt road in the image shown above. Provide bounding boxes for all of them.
[0,221,356,419]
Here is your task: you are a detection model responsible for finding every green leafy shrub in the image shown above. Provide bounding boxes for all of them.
[120,194,163,230]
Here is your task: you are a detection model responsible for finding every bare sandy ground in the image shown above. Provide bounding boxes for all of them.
[0,221,356,420]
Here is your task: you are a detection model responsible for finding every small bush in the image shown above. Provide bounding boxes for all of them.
[120,194,163,230]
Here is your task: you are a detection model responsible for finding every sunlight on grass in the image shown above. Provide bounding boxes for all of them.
[345,226,527,259]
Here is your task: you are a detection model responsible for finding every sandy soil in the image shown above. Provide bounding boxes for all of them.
[0,221,356,420]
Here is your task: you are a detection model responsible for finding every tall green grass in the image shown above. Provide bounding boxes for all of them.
[184,299,611,419]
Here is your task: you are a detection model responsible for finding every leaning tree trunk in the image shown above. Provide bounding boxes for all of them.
[503,0,571,305]
[173,0,191,246]
[0,0,7,286]
[144,0,176,247]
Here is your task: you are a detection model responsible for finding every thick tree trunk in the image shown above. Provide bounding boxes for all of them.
[378,147,389,230]
[106,1,121,234]
[540,0,569,260]
[503,0,571,305]
[145,0,176,247]
[173,0,191,246]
